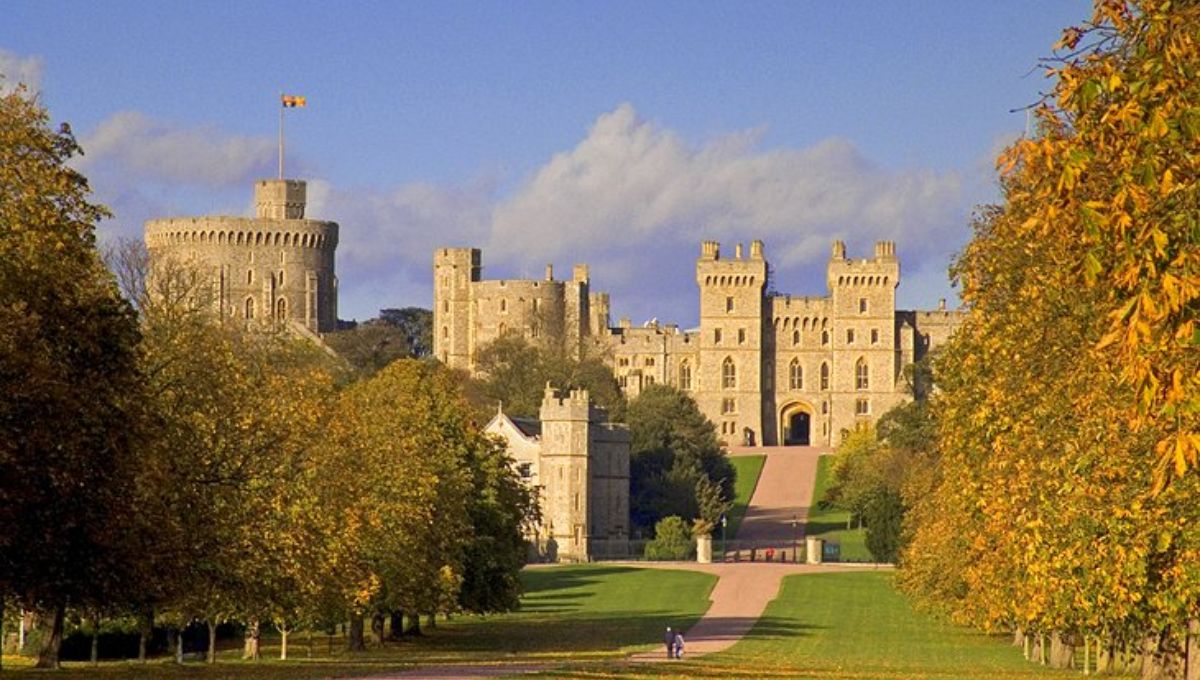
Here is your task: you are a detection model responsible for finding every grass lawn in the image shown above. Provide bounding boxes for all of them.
[552,571,1089,679]
[0,565,716,679]
[804,454,871,562]
[725,455,765,539]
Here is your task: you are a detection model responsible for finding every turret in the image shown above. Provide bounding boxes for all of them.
[255,179,307,220]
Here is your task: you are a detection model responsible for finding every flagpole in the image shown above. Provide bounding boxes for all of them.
[278,92,285,179]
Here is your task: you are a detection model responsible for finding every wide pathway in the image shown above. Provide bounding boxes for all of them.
[726,445,827,554]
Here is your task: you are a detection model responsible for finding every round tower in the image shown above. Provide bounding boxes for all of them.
[143,179,339,333]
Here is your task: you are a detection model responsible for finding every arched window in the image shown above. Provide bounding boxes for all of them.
[792,330,800,346]
[821,330,829,346]
[820,362,830,390]
[856,357,869,390]
[722,356,736,389]
[500,299,507,312]
[498,322,507,336]
[679,361,692,391]
[275,297,287,320]
[789,358,802,390]
[244,297,255,320]
[442,326,449,340]
[247,269,254,285]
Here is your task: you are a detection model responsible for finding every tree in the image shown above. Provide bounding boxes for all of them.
[324,307,433,376]
[643,516,693,561]
[626,385,735,535]
[0,86,147,668]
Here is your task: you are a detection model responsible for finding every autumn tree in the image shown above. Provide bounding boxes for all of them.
[0,86,147,668]
[324,307,432,377]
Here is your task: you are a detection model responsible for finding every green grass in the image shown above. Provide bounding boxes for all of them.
[804,454,871,562]
[0,565,717,679]
[553,572,1088,679]
[725,455,765,538]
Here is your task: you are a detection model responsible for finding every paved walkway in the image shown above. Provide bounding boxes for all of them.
[360,446,866,678]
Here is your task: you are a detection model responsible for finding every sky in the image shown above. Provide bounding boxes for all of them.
[2,1,1091,326]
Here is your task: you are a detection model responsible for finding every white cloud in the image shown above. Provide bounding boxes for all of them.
[490,103,966,271]
[77,111,274,188]
[0,48,43,94]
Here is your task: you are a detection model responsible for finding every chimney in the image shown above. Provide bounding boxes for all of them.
[545,264,554,281]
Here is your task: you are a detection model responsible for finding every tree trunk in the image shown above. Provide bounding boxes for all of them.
[138,608,153,662]
[372,612,385,645]
[347,616,366,652]
[242,619,260,660]
[0,598,4,672]
[389,611,404,640]
[279,627,289,661]
[1048,631,1074,669]
[404,612,421,637]
[1023,633,1031,660]
[206,620,217,664]
[172,628,183,664]
[34,604,65,669]
[1012,627,1024,647]
[90,613,101,665]
[425,613,436,629]
[1187,620,1200,680]
[1099,642,1116,674]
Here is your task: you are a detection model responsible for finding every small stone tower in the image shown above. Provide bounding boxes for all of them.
[143,179,339,332]
[695,240,768,445]
[433,247,481,369]
[538,385,596,562]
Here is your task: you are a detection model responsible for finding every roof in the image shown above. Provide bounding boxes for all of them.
[509,417,542,438]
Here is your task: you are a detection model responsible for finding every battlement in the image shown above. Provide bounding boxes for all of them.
[827,240,900,291]
[255,179,307,220]
[698,239,765,262]
[540,384,599,422]
[144,217,337,250]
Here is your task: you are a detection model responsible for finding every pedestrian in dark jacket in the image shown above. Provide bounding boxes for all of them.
[664,626,675,658]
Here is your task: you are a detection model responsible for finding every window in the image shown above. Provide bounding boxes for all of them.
[871,329,879,345]
[244,297,255,319]
[278,270,285,286]
[821,330,829,346]
[847,329,855,344]
[645,376,655,386]
[645,357,655,367]
[517,462,532,479]
[500,299,507,312]
[859,298,867,314]
[442,326,449,340]
[619,357,630,367]
[738,329,746,345]
[532,298,540,312]
[792,330,800,346]
[855,398,870,415]
[722,356,737,389]
[247,269,254,285]
[498,322,507,335]
[714,328,723,344]
[822,400,828,414]
[856,357,869,390]
[679,361,692,390]
[820,362,830,390]
[722,398,736,414]
[726,296,734,312]
[789,358,802,390]
[531,324,540,338]
[443,300,449,313]
[275,298,287,319]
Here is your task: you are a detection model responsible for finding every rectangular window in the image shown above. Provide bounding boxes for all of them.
[645,375,655,385]
[722,398,736,414]
[847,329,855,344]
[871,329,879,344]
[738,328,746,345]
[859,298,867,314]
[855,398,870,415]
[714,328,722,344]
[645,357,655,367]
[518,463,532,479]
[726,296,734,312]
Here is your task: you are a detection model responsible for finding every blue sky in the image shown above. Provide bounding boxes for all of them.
[2,2,1090,325]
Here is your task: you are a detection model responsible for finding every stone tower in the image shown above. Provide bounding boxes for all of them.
[538,386,595,562]
[144,179,339,332]
[695,240,768,445]
[433,247,481,369]
[826,240,902,435]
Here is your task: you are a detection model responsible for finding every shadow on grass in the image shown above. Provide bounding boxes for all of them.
[803,519,853,536]
[522,565,643,594]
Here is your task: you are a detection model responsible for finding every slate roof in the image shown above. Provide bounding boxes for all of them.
[509,417,542,438]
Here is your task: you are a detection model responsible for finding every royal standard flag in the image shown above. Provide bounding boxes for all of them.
[281,94,307,108]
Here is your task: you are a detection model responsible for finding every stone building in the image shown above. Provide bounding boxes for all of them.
[435,239,964,447]
[144,179,339,333]
[484,386,630,562]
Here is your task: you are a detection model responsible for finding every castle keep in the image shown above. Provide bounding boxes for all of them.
[144,179,339,333]
[435,240,962,447]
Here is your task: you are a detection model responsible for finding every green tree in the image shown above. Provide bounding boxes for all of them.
[0,86,146,669]
[626,385,735,535]
[643,516,693,561]
[324,307,433,376]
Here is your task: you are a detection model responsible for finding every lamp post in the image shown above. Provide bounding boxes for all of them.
[790,515,799,563]
[720,513,727,562]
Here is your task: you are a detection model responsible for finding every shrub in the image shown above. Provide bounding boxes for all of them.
[643,516,693,561]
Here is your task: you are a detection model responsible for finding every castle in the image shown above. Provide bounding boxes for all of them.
[144,179,339,333]
[484,386,630,562]
[435,240,963,447]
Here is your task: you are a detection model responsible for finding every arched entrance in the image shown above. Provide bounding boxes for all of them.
[779,402,813,446]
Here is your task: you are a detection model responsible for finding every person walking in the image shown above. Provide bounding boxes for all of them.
[673,630,685,659]
[664,626,675,658]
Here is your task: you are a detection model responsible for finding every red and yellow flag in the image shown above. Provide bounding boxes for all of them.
[281,94,307,108]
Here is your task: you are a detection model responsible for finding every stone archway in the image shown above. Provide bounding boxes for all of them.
[779,402,814,446]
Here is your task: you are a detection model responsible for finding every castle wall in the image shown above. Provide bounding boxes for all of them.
[144,179,338,332]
